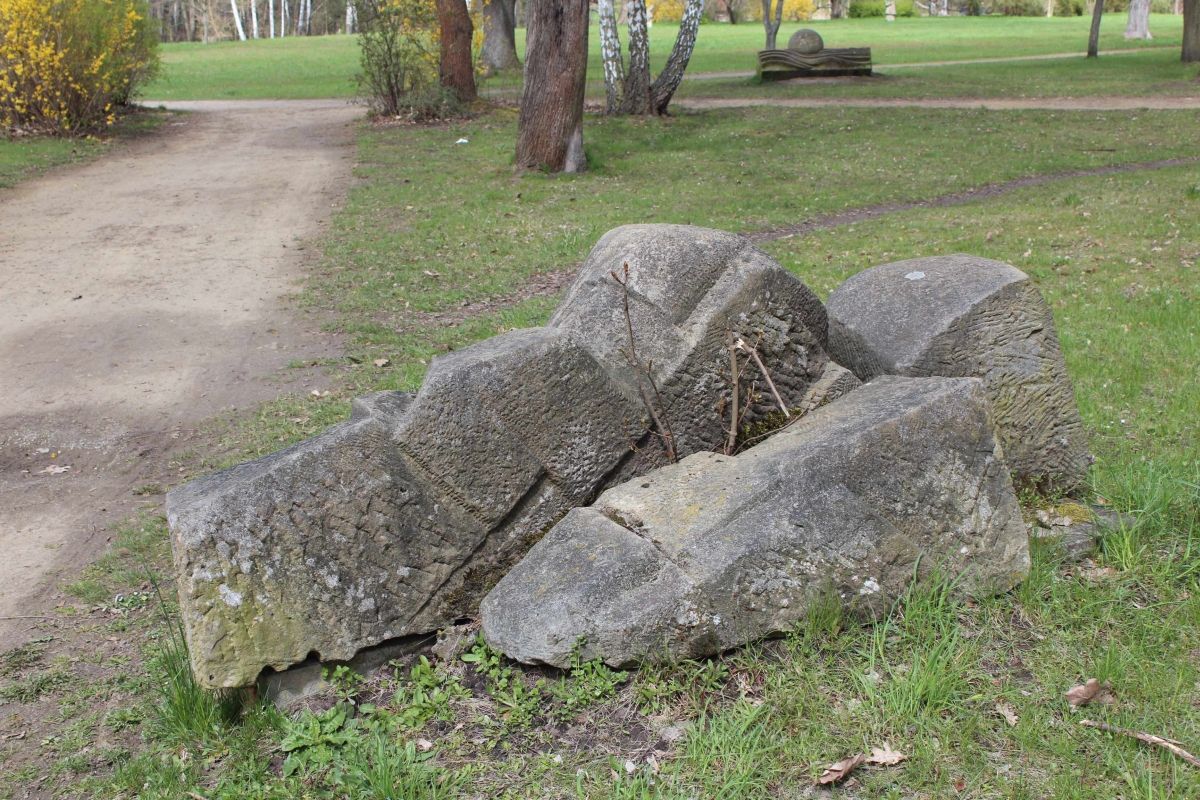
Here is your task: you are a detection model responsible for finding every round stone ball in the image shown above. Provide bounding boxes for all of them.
[787,29,824,54]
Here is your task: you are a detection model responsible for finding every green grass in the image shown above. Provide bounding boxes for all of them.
[143,15,1186,100]
[677,46,1200,98]
[6,37,1200,798]
[0,110,169,189]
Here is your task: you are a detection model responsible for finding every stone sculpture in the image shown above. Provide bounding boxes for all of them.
[167,224,845,688]
[757,28,873,80]
[481,376,1031,668]
[826,254,1090,491]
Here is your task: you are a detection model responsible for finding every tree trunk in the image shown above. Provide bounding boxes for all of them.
[649,0,703,113]
[268,0,274,36]
[436,0,478,102]
[762,0,782,48]
[345,0,354,33]
[482,0,521,74]
[515,0,589,173]
[250,0,259,37]
[1185,0,1200,61]
[886,0,895,19]
[1087,0,1103,56]
[831,0,848,17]
[622,0,653,114]
[230,0,247,39]
[599,0,626,113]
[1125,0,1151,37]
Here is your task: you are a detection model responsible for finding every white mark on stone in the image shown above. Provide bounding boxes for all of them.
[218,584,243,607]
[858,578,881,595]
[960,546,970,555]
[905,271,926,281]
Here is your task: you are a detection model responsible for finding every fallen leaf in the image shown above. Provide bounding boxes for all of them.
[1080,565,1118,582]
[38,465,70,475]
[995,701,1019,727]
[865,744,907,765]
[423,270,441,278]
[416,738,433,752]
[815,753,866,785]
[1066,678,1114,707]
[373,358,390,368]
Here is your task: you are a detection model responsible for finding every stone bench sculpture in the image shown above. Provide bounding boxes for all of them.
[167,224,849,688]
[757,29,872,81]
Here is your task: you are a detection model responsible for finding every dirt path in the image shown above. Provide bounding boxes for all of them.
[676,95,1200,110]
[0,99,360,648]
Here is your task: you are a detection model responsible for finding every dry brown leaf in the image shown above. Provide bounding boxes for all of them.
[815,753,866,785]
[866,744,907,766]
[373,358,390,368]
[1066,678,1101,706]
[1066,678,1114,707]
[995,701,1020,727]
[415,738,433,752]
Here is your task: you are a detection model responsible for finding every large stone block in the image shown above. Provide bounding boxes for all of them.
[481,376,1030,668]
[552,224,834,459]
[168,224,840,688]
[826,254,1089,491]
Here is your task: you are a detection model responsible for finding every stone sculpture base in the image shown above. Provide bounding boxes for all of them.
[757,47,873,80]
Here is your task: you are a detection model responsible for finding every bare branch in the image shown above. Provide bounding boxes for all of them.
[611,264,677,463]
[1080,720,1200,768]
[735,337,789,419]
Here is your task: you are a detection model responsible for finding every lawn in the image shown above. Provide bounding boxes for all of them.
[142,15,1186,100]
[2,96,1197,798]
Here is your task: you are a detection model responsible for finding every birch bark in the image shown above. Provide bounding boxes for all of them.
[599,0,626,113]
[1124,0,1152,38]
[230,0,247,39]
[649,0,702,113]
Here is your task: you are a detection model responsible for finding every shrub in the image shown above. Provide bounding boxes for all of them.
[1054,0,1085,13]
[848,0,915,16]
[673,0,812,21]
[990,0,1045,14]
[0,0,158,134]
[357,0,473,121]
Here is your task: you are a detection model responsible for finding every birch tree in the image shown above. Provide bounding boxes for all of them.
[1125,0,1151,38]
[598,0,703,115]
[761,0,783,48]
[346,0,356,33]
[268,0,275,36]
[250,0,259,37]
[230,0,247,39]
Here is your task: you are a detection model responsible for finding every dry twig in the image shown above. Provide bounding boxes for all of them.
[735,337,789,419]
[611,264,677,463]
[1080,719,1200,768]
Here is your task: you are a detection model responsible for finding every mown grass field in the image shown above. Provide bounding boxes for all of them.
[142,15,1187,100]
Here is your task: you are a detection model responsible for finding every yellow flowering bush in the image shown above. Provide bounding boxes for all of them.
[0,0,158,134]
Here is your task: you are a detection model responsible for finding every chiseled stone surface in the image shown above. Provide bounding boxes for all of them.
[168,224,839,688]
[826,254,1090,491]
[481,376,1030,668]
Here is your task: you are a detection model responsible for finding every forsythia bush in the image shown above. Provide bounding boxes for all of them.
[0,0,158,134]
